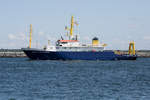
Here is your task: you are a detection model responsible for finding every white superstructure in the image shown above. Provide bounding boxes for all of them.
[46,39,105,52]
[45,16,107,52]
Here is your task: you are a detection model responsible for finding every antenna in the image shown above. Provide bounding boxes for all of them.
[48,40,50,46]
[29,24,32,48]
[36,40,38,48]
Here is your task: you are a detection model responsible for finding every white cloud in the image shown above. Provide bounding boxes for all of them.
[8,32,27,41]
[82,36,91,41]
[7,32,29,48]
[39,31,44,36]
[143,36,150,40]
[9,42,16,47]
[8,34,16,40]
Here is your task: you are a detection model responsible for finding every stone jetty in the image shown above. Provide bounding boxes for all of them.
[0,49,26,57]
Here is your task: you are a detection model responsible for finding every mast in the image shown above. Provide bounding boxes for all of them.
[29,24,32,48]
[70,16,74,39]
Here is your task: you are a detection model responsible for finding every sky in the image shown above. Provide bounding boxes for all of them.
[0,0,150,50]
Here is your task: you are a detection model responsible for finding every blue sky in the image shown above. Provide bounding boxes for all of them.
[0,0,150,50]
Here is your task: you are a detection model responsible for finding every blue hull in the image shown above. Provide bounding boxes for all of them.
[116,54,137,60]
[22,48,137,60]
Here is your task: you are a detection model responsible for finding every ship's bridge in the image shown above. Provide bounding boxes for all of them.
[56,40,79,47]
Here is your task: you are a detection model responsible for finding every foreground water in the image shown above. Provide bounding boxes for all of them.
[0,58,150,100]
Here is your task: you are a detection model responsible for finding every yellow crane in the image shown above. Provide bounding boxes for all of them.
[129,41,135,55]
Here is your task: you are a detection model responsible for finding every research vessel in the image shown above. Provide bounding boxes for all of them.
[22,16,137,60]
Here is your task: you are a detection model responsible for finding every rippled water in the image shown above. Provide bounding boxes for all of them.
[0,58,150,100]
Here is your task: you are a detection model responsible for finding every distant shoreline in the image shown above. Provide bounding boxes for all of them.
[0,49,150,58]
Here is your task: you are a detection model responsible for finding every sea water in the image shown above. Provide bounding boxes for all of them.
[0,58,150,100]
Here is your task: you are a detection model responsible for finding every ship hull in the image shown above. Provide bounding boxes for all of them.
[116,55,137,60]
[22,48,137,60]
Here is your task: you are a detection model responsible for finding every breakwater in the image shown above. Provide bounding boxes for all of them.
[0,49,26,57]
[0,49,150,58]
